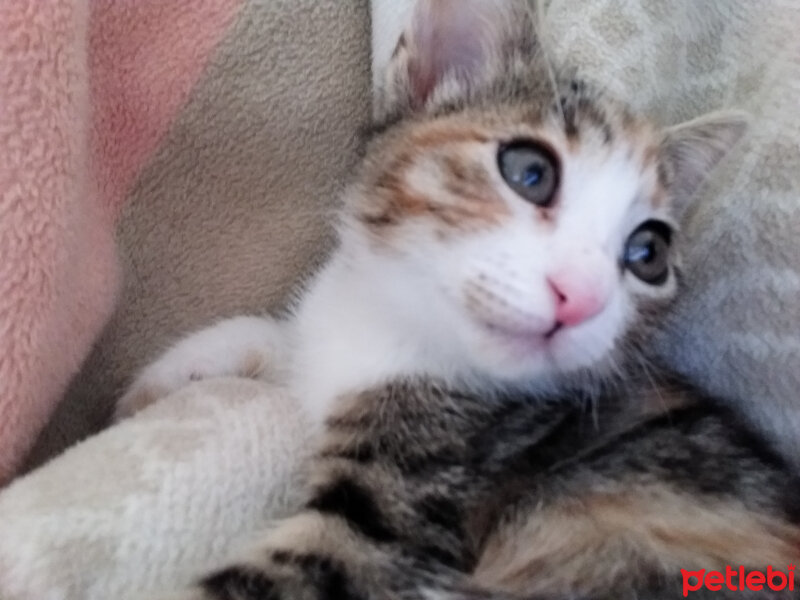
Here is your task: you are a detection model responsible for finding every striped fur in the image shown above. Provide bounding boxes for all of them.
[184,379,800,600]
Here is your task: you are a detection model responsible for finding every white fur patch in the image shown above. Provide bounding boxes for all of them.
[288,134,671,420]
[116,316,290,420]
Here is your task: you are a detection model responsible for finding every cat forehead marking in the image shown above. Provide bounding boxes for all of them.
[370,137,512,233]
[362,111,665,235]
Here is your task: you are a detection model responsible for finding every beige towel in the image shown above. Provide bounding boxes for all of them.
[0,379,312,599]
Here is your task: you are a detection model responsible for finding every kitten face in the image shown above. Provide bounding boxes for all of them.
[337,0,746,388]
[345,98,674,384]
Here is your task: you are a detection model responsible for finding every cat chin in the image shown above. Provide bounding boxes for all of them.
[466,350,605,391]
[452,307,618,385]
[463,348,619,401]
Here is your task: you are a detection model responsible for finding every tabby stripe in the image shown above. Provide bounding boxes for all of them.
[275,551,367,600]
[511,409,584,473]
[415,496,464,537]
[307,477,398,542]
[202,567,278,599]
[398,448,464,476]
[414,543,468,571]
[314,558,365,600]
[202,555,368,600]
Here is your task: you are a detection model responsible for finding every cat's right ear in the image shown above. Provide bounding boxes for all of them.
[375,0,535,120]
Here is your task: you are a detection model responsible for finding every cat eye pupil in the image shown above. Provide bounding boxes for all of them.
[624,221,672,286]
[522,165,543,187]
[498,141,559,207]
[627,242,653,264]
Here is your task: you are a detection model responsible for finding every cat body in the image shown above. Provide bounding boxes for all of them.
[193,378,800,600]
[116,1,798,598]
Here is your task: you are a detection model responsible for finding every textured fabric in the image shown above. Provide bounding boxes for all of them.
[24,0,372,471]
[0,379,312,600]
[0,0,112,484]
[0,0,242,483]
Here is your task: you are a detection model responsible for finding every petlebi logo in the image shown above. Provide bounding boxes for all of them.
[682,566,796,596]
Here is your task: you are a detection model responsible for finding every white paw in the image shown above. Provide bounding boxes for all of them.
[115,315,290,421]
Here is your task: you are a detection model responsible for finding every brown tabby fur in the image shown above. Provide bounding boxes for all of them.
[187,378,800,600]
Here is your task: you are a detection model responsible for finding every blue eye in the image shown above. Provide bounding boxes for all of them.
[625,244,652,264]
[624,221,672,285]
[522,165,543,187]
[498,141,559,207]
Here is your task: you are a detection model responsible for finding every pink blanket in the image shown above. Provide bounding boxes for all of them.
[0,0,243,482]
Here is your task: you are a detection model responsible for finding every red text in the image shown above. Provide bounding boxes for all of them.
[682,566,796,596]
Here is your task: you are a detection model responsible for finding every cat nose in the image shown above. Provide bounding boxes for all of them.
[547,270,610,327]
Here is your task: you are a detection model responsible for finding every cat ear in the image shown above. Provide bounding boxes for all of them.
[378,0,534,118]
[659,110,750,216]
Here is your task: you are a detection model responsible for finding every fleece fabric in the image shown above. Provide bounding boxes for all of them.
[0,0,244,482]
[22,0,372,472]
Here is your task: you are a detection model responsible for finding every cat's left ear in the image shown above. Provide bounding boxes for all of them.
[659,110,750,217]
[377,0,536,119]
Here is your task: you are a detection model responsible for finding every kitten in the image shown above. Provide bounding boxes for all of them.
[121,1,798,599]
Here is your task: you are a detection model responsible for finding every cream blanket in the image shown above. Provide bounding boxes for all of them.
[1,1,799,598]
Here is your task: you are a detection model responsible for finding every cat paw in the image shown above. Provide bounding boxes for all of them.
[149,568,280,600]
[115,315,289,421]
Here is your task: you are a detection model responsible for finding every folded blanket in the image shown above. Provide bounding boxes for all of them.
[0,0,243,483]
[0,379,311,600]
[1,0,799,599]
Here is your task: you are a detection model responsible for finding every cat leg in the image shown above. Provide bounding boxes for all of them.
[115,315,290,420]
[152,512,422,600]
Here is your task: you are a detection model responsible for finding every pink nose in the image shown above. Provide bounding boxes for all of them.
[548,272,609,327]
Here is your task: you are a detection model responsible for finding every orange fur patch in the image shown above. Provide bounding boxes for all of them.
[474,486,800,597]
[364,125,510,232]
